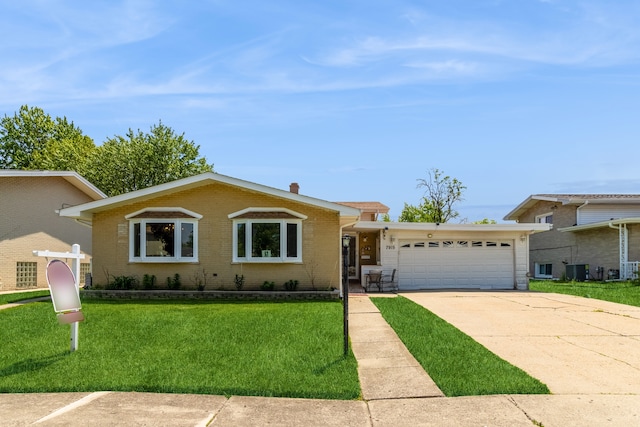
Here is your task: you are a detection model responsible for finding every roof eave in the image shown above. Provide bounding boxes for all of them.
[353,221,551,233]
[558,217,640,232]
[59,172,361,219]
[0,170,106,200]
[503,195,559,221]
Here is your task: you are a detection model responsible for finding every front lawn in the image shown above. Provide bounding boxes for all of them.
[0,299,360,399]
[530,279,640,307]
[371,296,550,397]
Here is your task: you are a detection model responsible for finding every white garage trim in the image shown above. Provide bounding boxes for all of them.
[398,239,515,290]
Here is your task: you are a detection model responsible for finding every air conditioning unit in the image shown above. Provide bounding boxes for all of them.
[566,264,589,281]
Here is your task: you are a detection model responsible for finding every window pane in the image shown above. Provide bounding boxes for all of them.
[180,223,194,257]
[237,223,246,258]
[252,223,281,257]
[287,223,297,258]
[134,223,141,257]
[146,223,175,257]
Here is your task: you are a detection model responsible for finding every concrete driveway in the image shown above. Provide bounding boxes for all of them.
[402,291,640,395]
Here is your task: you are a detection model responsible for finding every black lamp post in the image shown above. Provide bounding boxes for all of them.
[342,234,351,356]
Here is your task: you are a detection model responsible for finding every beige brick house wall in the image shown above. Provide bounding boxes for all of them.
[519,200,639,279]
[91,182,342,290]
[0,176,95,289]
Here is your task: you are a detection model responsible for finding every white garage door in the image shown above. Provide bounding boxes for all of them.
[398,239,515,290]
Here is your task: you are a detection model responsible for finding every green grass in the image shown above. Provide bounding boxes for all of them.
[0,299,360,399]
[371,296,549,397]
[0,290,50,305]
[530,279,640,307]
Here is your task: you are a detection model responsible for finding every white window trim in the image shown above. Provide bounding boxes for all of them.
[535,212,553,225]
[125,207,203,220]
[232,218,303,263]
[228,207,307,220]
[127,209,200,263]
[534,262,553,279]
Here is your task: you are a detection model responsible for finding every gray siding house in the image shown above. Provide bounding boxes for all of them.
[504,194,640,281]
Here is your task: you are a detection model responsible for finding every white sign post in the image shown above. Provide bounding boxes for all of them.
[33,244,85,352]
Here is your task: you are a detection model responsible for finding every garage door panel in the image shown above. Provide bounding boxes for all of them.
[398,239,514,290]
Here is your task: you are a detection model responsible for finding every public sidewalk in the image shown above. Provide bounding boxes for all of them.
[1,292,640,426]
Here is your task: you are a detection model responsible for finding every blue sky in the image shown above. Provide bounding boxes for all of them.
[2,1,640,222]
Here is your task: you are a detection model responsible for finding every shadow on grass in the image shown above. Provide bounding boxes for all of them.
[0,352,68,378]
[312,355,351,375]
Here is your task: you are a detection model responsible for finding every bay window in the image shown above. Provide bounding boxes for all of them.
[229,208,305,263]
[126,208,201,263]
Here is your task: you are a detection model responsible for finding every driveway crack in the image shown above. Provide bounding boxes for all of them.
[507,395,544,426]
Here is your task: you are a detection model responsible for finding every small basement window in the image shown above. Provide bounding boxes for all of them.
[535,263,553,279]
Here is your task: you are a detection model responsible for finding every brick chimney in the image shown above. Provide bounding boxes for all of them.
[289,182,299,194]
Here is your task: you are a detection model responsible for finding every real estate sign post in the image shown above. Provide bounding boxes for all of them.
[34,244,85,352]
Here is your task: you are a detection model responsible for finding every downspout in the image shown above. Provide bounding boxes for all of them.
[609,221,628,279]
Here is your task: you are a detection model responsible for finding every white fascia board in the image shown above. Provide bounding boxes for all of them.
[213,174,361,216]
[353,221,551,233]
[558,217,640,232]
[59,173,216,219]
[566,198,640,205]
[59,172,361,220]
[503,195,559,221]
[63,175,107,200]
[340,216,360,229]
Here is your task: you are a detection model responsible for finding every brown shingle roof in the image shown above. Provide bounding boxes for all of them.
[334,201,390,213]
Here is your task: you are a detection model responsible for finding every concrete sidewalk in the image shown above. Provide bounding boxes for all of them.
[348,295,443,400]
[1,291,640,426]
[3,390,640,426]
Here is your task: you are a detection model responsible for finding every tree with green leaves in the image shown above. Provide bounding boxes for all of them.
[398,199,437,222]
[472,218,497,224]
[0,105,95,174]
[399,168,466,223]
[85,121,213,196]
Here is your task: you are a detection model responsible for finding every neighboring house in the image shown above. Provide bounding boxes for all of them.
[58,173,361,290]
[504,194,640,281]
[57,173,549,292]
[0,170,106,290]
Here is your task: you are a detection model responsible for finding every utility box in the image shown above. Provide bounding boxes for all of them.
[566,264,589,281]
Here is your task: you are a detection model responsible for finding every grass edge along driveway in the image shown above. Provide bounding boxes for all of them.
[529,279,640,307]
[371,296,550,397]
[0,299,360,400]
